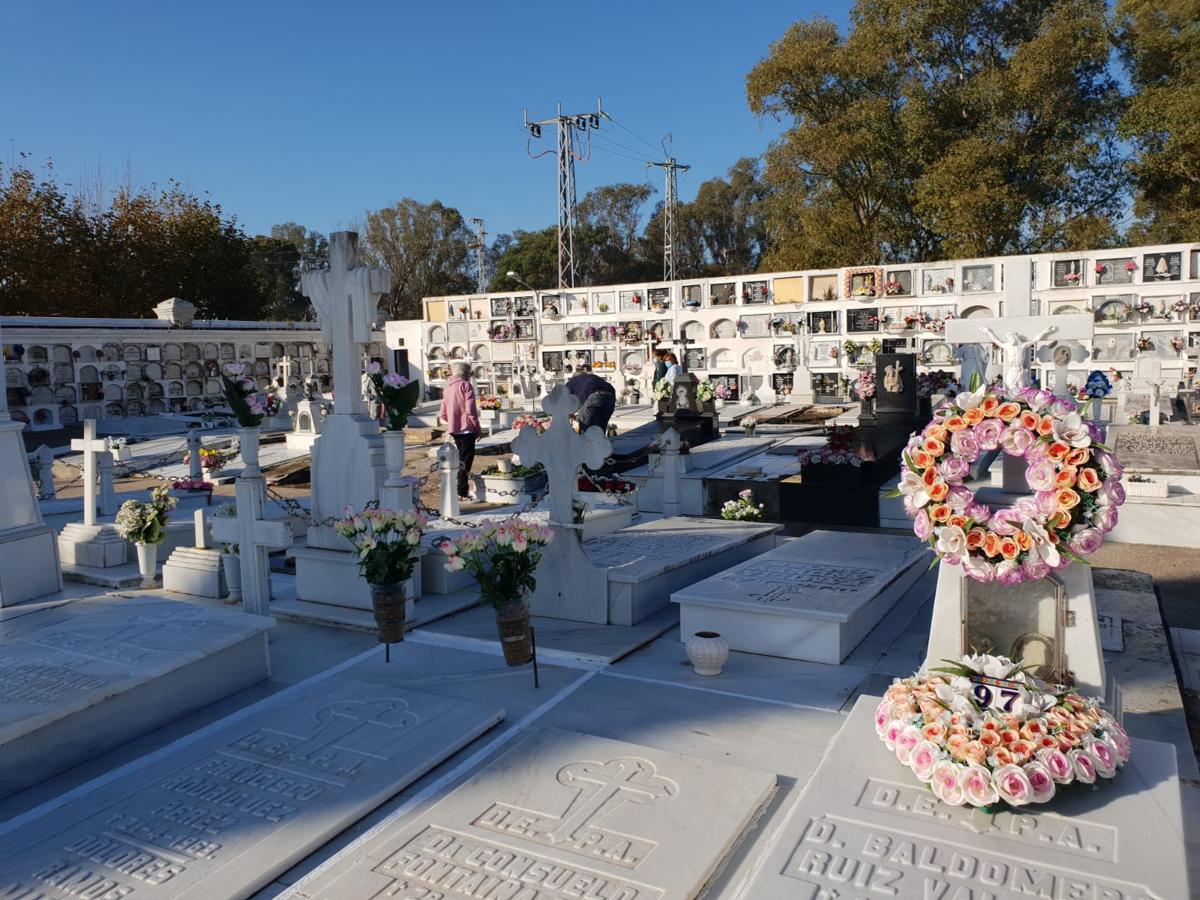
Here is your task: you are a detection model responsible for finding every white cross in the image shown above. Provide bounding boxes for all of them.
[513,385,611,527]
[1035,341,1090,398]
[211,480,291,617]
[1133,356,1165,427]
[71,419,110,526]
[186,430,203,480]
[659,427,682,518]
[193,508,211,549]
[301,232,391,416]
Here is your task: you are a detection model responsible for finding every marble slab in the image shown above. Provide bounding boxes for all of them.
[739,695,1188,900]
[282,727,777,900]
[672,530,925,664]
[1110,425,1200,472]
[0,595,273,798]
[0,677,503,899]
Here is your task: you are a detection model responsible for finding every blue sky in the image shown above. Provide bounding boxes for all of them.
[2,1,848,239]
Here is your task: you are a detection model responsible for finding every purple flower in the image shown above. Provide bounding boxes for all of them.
[1000,425,1034,457]
[1026,460,1056,491]
[963,556,995,583]
[947,484,972,511]
[974,419,1003,450]
[364,361,382,375]
[1104,480,1126,506]
[995,559,1023,585]
[964,501,991,522]
[939,457,970,482]
[950,429,980,462]
[384,372,410,388]
[1049,397,1077,417]
[1096,506,1119,533]
[1070,529,1104,555]
[1023,557,1051,580]
[913,509,933,540]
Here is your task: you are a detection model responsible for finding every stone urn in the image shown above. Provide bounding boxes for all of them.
[221,551,242,603]
[238,427,261,477]
[686,631,729,676]
[135,542,158,588]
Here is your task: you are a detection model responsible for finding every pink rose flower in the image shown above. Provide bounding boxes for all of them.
[993,764,1033,806]
[1086,738,1118,777]
[1104,480,1126,506]
[1000,425,1035,457]
[950,429,980,462]
[994,559,1023,585]
[964,501,991,521]
[962,556,995,583]
[884,720,903,751]
[1069,748,1097,784]
[1023,557,1051,581]
[1095,506,1119,533]
[909,740,940,782]
[975,418,1003,449]
[874,700,892,737]
[1105,722,1131,763]
[1025,460,1057,492]
[1023,760,1057,803]
[961,765,1000,807]
[1037,747,1074,783]
[365,361,382,375]
[939,457,970,482]
[913,509,933,540]
[931,761,966,806]
[895,724,922,765]
[1070,529,1104,556]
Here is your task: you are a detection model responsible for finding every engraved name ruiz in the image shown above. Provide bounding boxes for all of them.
[375,827,662,900]
[785,818,1155,900]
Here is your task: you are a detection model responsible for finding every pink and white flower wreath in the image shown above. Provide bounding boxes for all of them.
[898,386,1125,585]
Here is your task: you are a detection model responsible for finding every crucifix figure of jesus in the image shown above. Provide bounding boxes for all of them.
[979,325,1058,393]
[301,232,391,416]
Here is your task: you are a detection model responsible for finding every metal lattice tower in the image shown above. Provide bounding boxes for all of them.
[523,98,605,289]
[468,217,488,293]
[648,154,689,281]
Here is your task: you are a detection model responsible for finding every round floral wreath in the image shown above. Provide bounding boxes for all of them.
[898,386,1125,584]
[877,655,1129,807]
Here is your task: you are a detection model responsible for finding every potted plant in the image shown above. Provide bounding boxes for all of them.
[115,485,178,587]
[440,518,554,666]
[220,362,271,476]
[335,505,428,653]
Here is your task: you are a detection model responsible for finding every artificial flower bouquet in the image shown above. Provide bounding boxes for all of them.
[334,505,428,585]
[720,489,764,521]
[363,362,420,431]
[220,362,272,427]
[1079,370,1112,400]
[439,518,554,607]
[853,368,876,400]
[512,413,549,434]
[479,396,503,411]
[115,485,178,545]
[875,654,1129,808]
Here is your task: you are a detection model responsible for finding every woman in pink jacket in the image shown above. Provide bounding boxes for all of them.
[439,362,482,500]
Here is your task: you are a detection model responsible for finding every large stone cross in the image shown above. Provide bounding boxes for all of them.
[1036,341,1090,398]
[301,232,391,416]
[512,385,611,527]
[211,481,291,617]
[71,419,109,526]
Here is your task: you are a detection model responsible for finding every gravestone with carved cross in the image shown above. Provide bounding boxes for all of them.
[211,475,291,616]
[1036,340,1090,398]
[510,385,613,623]
[162,508,228,599]
[291,232,405,610]
[57,419,128,569]
[0,323,61,605]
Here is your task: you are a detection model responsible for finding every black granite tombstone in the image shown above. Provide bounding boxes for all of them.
[656,371,718,444]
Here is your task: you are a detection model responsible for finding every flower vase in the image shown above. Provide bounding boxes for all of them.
[369,581,407,645]
[135,542,158,588]
[238,428,261,478]
[1090,397,1103,421]
[686,631,729,676]
[221,552,242,603]
[861,397,875,416]
[494,596,533,666]
[383,429,406,489]
[201,467,214,484]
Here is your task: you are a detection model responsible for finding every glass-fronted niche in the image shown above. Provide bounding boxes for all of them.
[846,307,880,333]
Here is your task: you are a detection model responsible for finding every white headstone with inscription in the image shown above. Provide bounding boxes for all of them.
[672,530,925,664]
[280,727,777,900]
[0,321,61,605]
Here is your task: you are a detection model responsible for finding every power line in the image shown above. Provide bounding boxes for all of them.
[606,114,667,158]
[521,98,607,289]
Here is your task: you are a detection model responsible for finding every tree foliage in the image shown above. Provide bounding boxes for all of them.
[1118,0,1200,242]
[748,1,1126,269]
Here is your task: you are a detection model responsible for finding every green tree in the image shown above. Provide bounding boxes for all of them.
[1118,0,1200,241]
[489,228,559,291]
[748,2,1125,268]
[249,224,328,320]
[360,199,473,319]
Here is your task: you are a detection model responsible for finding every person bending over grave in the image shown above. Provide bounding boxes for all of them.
[567,364,617,433]
[439,361,482,501]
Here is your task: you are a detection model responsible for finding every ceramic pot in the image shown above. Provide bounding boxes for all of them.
[383,429,406,489]
[135,542,158,588]
[686,631,729,676]
[494,596,533,667]
[369,581,407,644]
[221,552,242,603]
[238,428,261,477]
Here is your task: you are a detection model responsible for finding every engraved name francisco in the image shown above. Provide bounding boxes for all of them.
[474,757,678,870]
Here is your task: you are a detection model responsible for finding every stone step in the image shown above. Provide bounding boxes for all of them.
[0,675,503,899]
[0,594,273,800]
[671,530,926,664]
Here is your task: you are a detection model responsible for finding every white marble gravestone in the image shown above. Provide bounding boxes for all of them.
[281,727,777,900]
[738,696,1188,900]
[162,508,226,598]
[0,324,62,606]
[292,231,394,609]
[0,677,503,899]
[210,477,290,617]
[57,419,128,569]
[1036,339,1090,398]
[672,530,925,664]
[0,595,272,799]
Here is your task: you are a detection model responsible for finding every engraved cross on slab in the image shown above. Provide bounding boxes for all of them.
[301,232,391,416]
[512,385,611,527]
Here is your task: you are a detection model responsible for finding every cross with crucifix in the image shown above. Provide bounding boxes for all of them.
[1036,341,1090,398]
[674,331,696,373]
[301,232,392,416]
[211,478,291,617]
[71,420,110,527]
[512,385,611,527]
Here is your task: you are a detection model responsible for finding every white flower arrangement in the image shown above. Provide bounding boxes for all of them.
[720,489,764,521]
[114,486,178,545]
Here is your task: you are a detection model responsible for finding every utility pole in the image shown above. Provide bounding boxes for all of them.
[468,217,488,293]
[648,146,689,282]
[522,98,605,290]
